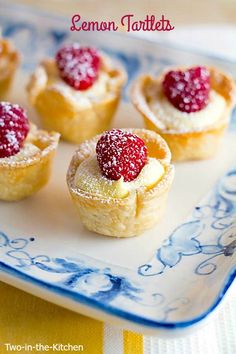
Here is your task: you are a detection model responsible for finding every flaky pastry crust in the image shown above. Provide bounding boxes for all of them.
[0,124,59,201]
[131,67,236,161]
[0,39,20,98]
[27,55,126,144]
[67,129,174,237]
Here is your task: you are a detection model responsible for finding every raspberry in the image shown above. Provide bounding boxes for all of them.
[0,102,29,158]
[162,66,210,113]
[55,44,101,90]
[96,129,148,182]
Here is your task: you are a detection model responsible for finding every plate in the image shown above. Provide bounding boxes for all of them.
[0,1,235,336]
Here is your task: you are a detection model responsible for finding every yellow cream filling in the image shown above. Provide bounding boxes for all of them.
[48,71,110,100]
[0,143,40,163]
[150,89,227,132]
[35,59,111,108]
[74,156,165,198]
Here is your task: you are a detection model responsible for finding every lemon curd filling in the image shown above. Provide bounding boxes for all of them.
[0,143,40,163]
[74,156,165,198]
[48,70,110,100]
[150,89,227,132]
[45,58,110,99]
[28,58,112,109]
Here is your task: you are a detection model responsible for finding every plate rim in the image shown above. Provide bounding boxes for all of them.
[0,261,235,330]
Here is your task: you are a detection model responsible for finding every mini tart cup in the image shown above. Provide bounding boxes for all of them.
[27,55,127,144]
[0,124,59,201]
[67,129,174,238]
[131,67,236,161]
[0,39,20,98]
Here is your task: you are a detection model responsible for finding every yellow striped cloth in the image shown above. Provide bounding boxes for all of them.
[1,281,236,353]
[0,282,143,354]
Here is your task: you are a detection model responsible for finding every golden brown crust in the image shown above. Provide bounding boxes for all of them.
[0,39,20,98]
[131,66,236,161]
[67,129,174,237]
[0,124,60,201]
[27,55,127,144]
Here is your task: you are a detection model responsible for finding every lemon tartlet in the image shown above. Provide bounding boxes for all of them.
[0,102,59,201]
[0,38,20,98]
[132,66,236,161]
[67,128,174,237]
[27,44,126,144]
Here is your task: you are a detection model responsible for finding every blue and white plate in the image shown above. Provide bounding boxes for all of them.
[0,2,235,336]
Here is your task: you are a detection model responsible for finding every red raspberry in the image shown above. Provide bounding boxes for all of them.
[96,129,148,182]
[162,66,210,113]
[0,102,29,158]
[55,44,101,90]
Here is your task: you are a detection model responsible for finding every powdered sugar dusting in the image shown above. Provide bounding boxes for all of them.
[56,44,100,91]
[0,142,40,163]
[67,128,173,205]
[0,123,59,167]
[150,89,226,133]
[0,102,29,158]
[74,154,165,199]
[162,66,210,113]
[96,129,147,182]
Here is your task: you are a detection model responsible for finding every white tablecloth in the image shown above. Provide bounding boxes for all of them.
[144,289,236,353]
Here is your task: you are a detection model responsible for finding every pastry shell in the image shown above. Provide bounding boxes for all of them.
[0,39,20,98]
[67,129,174,238]
[131,67,236,161]
[27,55,127,144]
[0,124,59,201]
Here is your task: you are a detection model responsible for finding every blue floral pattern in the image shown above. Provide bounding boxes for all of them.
[0,231,192,322]
[0,166,235,324]
[139,167,236,278]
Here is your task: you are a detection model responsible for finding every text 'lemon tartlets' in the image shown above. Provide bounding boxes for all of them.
[131,67,236,161]
[0,38,20,98]
[27,45,126,144]
[67,129,174,238]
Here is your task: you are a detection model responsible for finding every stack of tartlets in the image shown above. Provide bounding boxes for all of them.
[1,38,236,239]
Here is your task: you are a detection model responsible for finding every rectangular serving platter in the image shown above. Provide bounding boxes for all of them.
[0,1,235,336]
